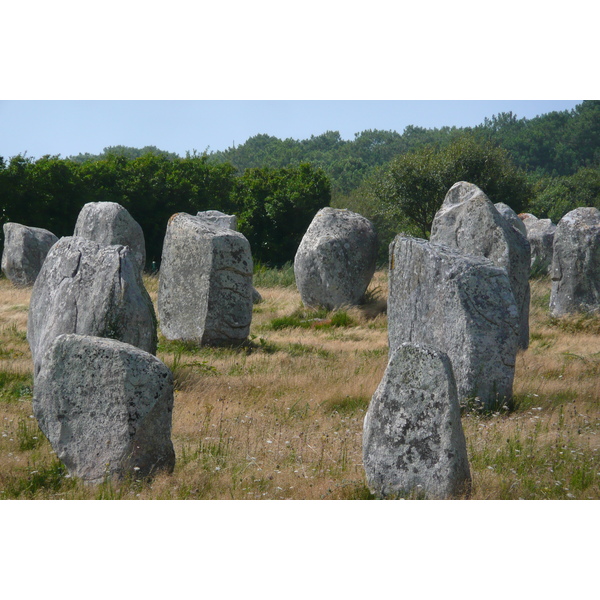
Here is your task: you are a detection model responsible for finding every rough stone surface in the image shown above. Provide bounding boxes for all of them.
[158,212,253,345]
[388,235,519,410]
[363,343,471,499]
[494,202,528,238]
[1,223,58,286]
[196,209,238,231]
[33,334,175,483]
[522,214,556,272]
[27,236,157,376]
[431,181,531,349]
[74,201,146,271]
[294,208,378,310]
[550,207,600,316]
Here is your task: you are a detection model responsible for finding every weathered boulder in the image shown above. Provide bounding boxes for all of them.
[388,236,519,410]
[158,212,253,345]
[431,182,531,349]
[196,209,237,231]
[196,209,262,303]
[33,334,175,483]
[27,236,157,376]
[294,208,378,310]
[522,214,556,272]
[363,342,471,499]
[494,202,528,238]
[74,201,146,271]
[550,207,600,316]
[1,223,58,286]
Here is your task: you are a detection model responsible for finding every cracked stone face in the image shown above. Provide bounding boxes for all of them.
[388,235,519,410]
[431,182,531,350]
[158,213,253,345]
[362,342,471,499]
[27,236,157,377]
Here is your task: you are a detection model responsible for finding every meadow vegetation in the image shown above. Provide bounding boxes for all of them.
[0,269,599,500]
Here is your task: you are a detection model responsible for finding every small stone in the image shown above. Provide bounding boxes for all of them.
[1,223,58,286]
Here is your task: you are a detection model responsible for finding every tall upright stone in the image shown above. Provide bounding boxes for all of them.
[494,202,528,238]
[33,334,175,484]
[522,213,557,273]
[431,182,531,349]
[294,207,378,310]
[363,342,471,499]
[27,236,157,376]
[74,201,146,271]
[1,223,58,286]
[388,236,519,410]
[158,212,253,345]
[550,207,600,316]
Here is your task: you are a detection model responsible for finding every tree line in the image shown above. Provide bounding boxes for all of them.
[2,101,599,269]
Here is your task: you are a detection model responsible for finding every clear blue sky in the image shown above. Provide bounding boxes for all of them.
[0,100,584,160]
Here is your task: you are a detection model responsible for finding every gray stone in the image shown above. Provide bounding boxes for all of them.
[522,214,556,272]
[74,201,146,271]
[294,208,378,310]
[362,342,471,499]
[550,207,600,316]
[388,236,519,410]
[1,223,58,286]
[494,202,528,238]
[33,334,175,483]
[196,209,238,231]
[158,212,253,345]
[27,236,157,376]
[431,182,531,350]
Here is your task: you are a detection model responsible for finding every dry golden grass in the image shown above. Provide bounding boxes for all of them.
[1,270,599,500]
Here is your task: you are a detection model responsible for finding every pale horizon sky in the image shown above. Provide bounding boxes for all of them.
[0,100,585,161]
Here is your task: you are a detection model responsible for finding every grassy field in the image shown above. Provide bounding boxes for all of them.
[0,268,599,500]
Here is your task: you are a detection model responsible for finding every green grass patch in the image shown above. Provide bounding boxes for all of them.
[0,371,33,403]
[1,460,75,499]
[253,261,296,288]
[266,307,354,331]
[321,395,370,416]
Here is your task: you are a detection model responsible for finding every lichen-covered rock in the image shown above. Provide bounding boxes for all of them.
[33,334,175,483]
[550,207,600,316]
[494,202,528,238]
[27,236,157,376]
[196,209,237,231]
[74,201,146,271]
[294,208,378,310]
[363,342,471,499]
[158,213,253,345]
[388,236,519,410]
[1,223,58,286]
[522,214,556,273]
[431,182,531,349]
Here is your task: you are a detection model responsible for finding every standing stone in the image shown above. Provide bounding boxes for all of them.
[550,207,600,316]
[196,209,237,231]
[74,201,146,271]
[27,236,157,376]
[522,214,557,273]
[494,202,528,238]
[158,212,253,345]
[1,223,58,286]
[388,236,519,410]
[431,182,531,350]
[363,342,471,499]
[33,334,175,483]
[294,207,378,310]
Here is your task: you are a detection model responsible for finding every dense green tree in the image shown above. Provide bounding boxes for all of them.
[232,163,331,266]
